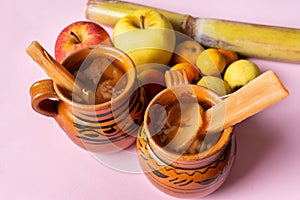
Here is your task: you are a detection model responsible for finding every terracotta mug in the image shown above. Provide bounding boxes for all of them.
[136,70,236,198]
[30,45,146,153]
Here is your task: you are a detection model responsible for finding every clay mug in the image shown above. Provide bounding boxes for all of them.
[136,70,236,198]
[30,45,146,153]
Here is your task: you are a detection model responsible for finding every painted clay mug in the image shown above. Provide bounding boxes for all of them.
[136,70,236,198]
[29,45,146,153]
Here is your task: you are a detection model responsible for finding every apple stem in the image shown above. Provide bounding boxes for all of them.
[70,31,81,44]
[139,15,145,29]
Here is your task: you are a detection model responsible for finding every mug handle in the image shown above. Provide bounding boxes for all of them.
[29,79,59,117]
[165,69,189,88]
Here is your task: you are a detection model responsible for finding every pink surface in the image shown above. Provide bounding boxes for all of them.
[2,0,300,199]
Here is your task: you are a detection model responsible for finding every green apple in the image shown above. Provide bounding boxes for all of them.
[113,9,176,67]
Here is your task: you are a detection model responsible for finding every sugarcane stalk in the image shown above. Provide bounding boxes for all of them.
[86,0,300,63]
[86,0,187,32]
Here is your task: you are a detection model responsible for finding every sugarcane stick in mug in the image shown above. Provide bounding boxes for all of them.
[86,0,300,63]
[163,70,288,152]
[203,71,289,135]
[26,41,94,104]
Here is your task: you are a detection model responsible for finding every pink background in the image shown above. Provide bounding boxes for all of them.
[2,0,300,199]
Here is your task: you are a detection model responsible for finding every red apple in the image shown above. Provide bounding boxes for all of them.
[54,21,112,62]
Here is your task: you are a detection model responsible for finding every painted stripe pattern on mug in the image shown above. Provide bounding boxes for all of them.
[137,126,236,196]
[73,87,146,145]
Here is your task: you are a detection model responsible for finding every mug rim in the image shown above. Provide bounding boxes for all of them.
[53,44,137,110]
[143,84,233,162]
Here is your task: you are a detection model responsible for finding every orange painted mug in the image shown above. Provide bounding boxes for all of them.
[136,70,236,198]
[30,45,146,153]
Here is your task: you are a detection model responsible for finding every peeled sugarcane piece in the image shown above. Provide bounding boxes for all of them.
[86,0,300,63]
[203,71,289,135]
[26,41,94,104]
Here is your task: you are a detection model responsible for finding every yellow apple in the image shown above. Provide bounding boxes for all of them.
[113,9,176,67]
